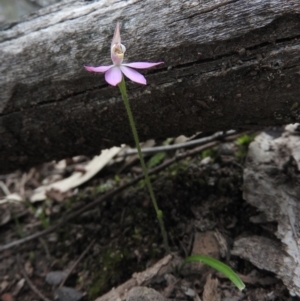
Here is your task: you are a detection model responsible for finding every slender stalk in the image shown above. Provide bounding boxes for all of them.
[118,77,170,254]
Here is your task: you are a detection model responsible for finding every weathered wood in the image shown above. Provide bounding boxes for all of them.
[233,125,300,297]
[0,0,300,173]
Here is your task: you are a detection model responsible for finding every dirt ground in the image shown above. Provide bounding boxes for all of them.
[0,131,298,301]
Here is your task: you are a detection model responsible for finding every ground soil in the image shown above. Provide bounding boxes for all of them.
[0,135,297,301]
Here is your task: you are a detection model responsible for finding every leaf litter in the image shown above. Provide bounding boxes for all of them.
[0,129,297,301]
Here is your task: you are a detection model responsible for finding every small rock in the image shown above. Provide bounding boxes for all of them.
[181,286,196,297]
[46,271,67,286]
[54,286,83,301]
[126,287,166,301]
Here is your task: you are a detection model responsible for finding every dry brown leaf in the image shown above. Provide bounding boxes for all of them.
[203,274,220,301]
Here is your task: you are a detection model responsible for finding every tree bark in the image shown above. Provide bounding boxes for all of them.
[0,0,300,173]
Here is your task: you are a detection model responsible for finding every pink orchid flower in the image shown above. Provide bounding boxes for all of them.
[85,22,163,86]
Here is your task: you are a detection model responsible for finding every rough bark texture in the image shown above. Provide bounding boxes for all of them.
[1,0,300,173]
[233,125,300,297]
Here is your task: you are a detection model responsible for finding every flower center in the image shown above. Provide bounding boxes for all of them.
[112,43,126,59]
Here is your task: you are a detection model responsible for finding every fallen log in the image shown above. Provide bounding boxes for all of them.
[1,0,300,173]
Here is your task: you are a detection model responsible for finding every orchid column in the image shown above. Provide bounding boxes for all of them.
[85,23,169,253]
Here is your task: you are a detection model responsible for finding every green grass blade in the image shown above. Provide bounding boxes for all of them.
[185,255,245,290]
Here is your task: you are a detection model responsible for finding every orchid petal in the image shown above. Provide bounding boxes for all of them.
[122,62,164,69]
[111,22,121,47]
[105,66,122,86]
[120,66,146,85]
[84,65,113,73]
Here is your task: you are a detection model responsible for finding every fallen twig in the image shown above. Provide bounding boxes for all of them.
[0,131,249,252]
[17,254,53,301]
[118,130,236,156]
[60,239,95,287]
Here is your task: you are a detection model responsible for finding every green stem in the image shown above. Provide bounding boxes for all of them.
[118,76,170,254]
